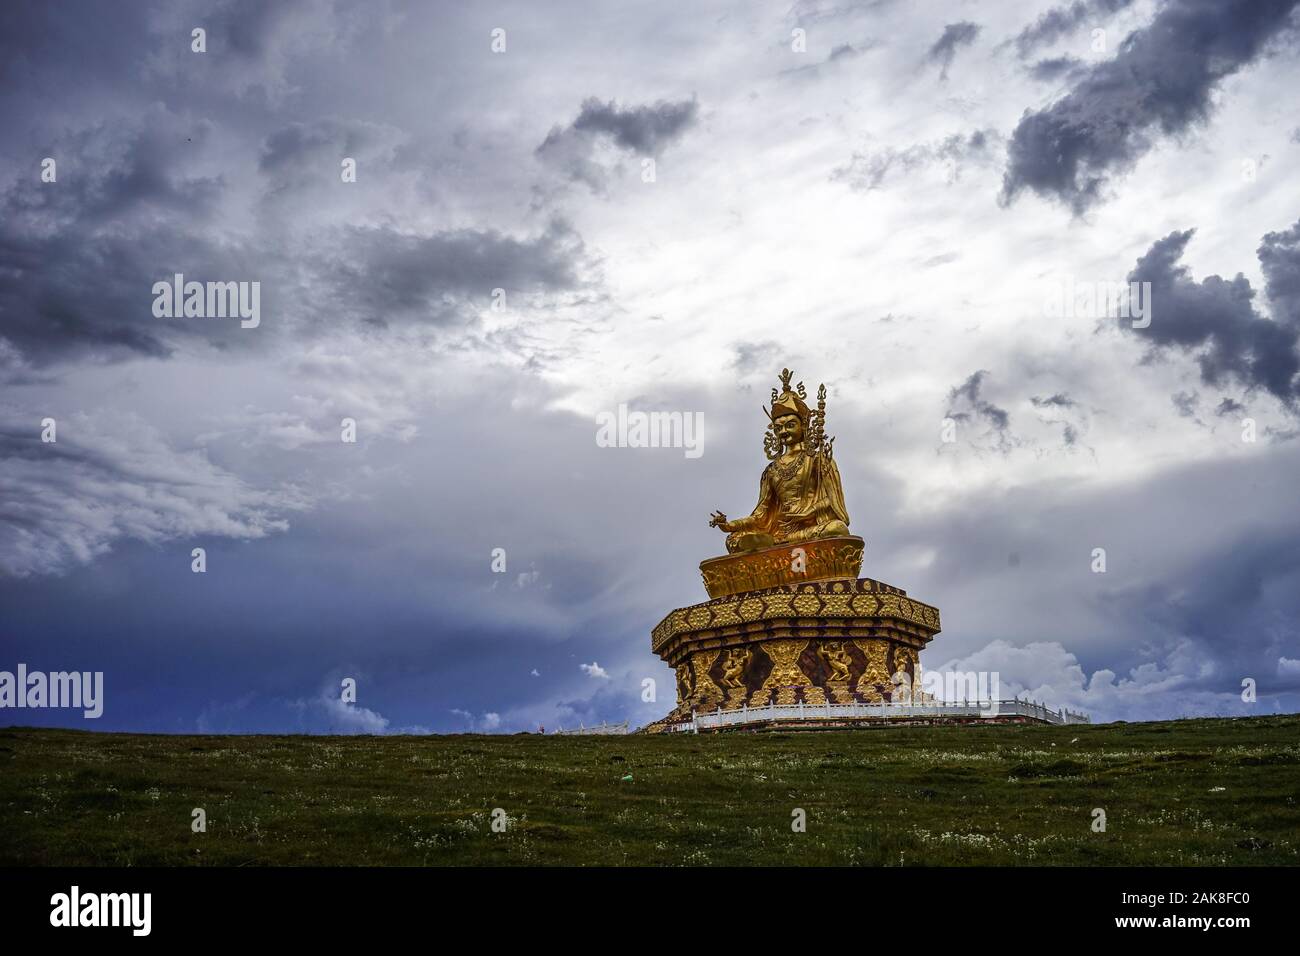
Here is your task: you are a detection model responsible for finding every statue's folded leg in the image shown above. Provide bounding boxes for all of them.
[785,519,849,544]
[726,531,777,553]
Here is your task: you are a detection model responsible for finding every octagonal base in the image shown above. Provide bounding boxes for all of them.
[650,577,941,725]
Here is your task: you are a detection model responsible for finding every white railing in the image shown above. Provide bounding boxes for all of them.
[552,720,629,736]
[657,697,1089,733]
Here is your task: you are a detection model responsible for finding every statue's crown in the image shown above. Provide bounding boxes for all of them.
[768,367,810,422]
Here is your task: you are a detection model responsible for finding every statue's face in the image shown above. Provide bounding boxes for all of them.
[774,413,804,448]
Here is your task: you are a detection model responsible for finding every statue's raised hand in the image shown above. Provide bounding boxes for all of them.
[708,510,731,531]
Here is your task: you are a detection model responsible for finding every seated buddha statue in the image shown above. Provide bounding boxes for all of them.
[709,368,850,553]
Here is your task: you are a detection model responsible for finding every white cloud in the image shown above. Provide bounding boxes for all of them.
[0,406,306,577]
[933,639,1265,722]
[290,690,390,734]
[450,707,506,732]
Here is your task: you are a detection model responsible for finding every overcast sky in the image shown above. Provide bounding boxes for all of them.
[3,0,1300,733]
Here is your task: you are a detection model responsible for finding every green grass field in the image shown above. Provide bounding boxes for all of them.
[2,715,1297,866]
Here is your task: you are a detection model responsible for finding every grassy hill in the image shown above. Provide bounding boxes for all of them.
[2,715,1297,866]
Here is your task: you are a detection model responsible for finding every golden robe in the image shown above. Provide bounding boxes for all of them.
[725,451,850,552]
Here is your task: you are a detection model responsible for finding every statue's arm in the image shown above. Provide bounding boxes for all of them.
[725,467,776,532]
[814,453,851,526]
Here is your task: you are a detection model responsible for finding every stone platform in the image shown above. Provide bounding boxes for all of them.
[647,539,942,729]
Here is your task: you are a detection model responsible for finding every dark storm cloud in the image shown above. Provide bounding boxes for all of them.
[0,217,279,364]
[945,369,1013,452]
[0,102,594,362]
[1027,55,1086,83]
[1030,392,1075,408]
[200,0,317,60]
[0,1,150,105]
[258,118,404,196]
[1105,517,1300,675]
[1259,219,1300,327]
[1031,392,1089,447]
[570,98,699,155]
[1010,0,1135,58]
[1216,396,1247,416]
[948,370,1009,429]
[536,97,699,192]
[33,121,224,227]
[0,106,265,364]
[926,21,981,81]
[321,219,592,328]
[1122,223,1300,408]
[1001,0,1300,214]
[0,0,366,115]
[142,0,372,104]
[1171,389,1203,423]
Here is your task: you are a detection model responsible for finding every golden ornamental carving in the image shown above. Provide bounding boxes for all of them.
[691,649,721,698]
[793,593,822,616]
[700,536,863,600]
[822,593,853,615]
[712,602,741,627]
[718,647,751,689]
[893,644,916,677]
[761,639,811,689]
[675,662,694,701]
[764,592,795,616]
[819,640,853,681]
[850,593,878,616]
[854,639,892,701]
[651,578,941,653]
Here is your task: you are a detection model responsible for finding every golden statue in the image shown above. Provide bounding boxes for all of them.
[647,365,946,731]
[709,368,850,552]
